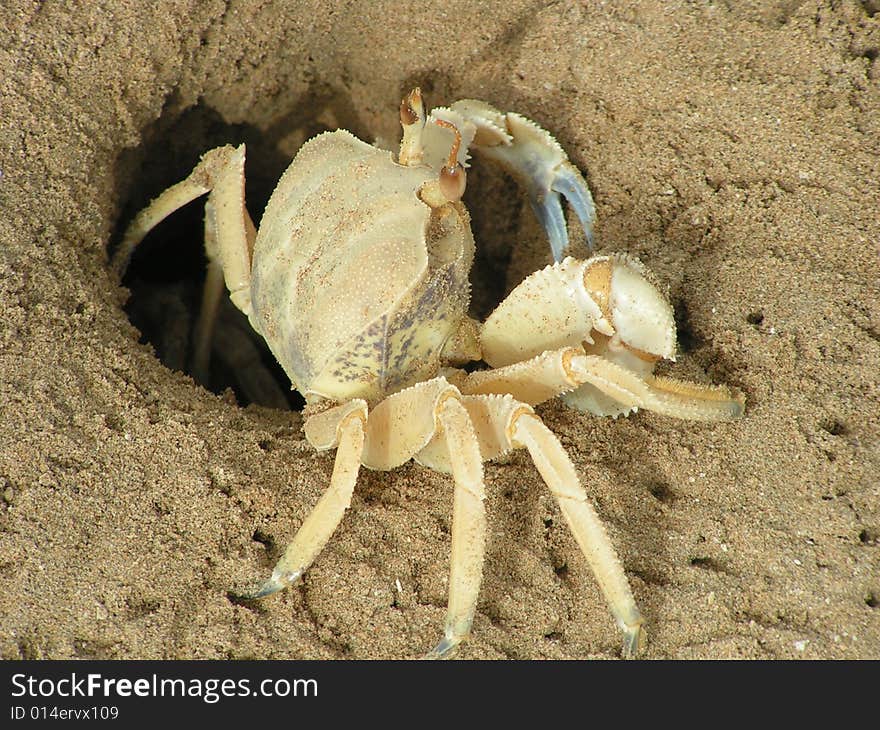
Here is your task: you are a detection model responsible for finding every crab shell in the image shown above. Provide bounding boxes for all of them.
[249,130,475,405]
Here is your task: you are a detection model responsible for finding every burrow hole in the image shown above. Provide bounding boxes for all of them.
[820,419,849,437]
[113,103,303,410]
[647,480,676,504]
[672,298,704,354]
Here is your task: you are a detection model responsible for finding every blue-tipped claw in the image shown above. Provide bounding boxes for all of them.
[529,189,570,264]
[552,163,597,252]
[447,103,598,263]
[528,163,597,263]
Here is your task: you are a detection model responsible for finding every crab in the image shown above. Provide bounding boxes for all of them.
[112,89,744,659]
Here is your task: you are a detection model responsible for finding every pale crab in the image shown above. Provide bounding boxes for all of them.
[112,89,744,659]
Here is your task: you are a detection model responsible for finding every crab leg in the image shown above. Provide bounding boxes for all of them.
[112,144,257,380]
[417,394,644,657]
[314,378,488,658]
[191,259,226,383]
[448,99,596,260]
[192,181,258,379]
[562,355,745,421]
[461,346,588,406]
[509,408,644,658]
[357,378,488,658]
[245,401,368,598]
[425,395,488,659]
[204,304,291,409]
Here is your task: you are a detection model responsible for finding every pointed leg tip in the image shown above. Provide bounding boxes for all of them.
[248,580,284,599]
[621,623,646,659]
[232,570,299,601]
[228,584,277,602]
[731,392,747,418]
[423,634,462,660]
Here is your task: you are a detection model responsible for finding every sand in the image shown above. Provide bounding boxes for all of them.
[0,0,877,660]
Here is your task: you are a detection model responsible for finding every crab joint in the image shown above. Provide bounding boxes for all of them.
[433,118,467,201]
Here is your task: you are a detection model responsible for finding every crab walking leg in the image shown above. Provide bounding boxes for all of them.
[192,195,259,381]
[205,308,292,410]
[246,403,367,598]
[426,395,488,658]
[191,260,226,384]
[112,145,256,317]
[510,411,645,658]
[448,99,597,259]
[355,378,489,657]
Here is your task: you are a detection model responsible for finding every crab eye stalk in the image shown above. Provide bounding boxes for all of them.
[400,87,424,126]
[398,87,426,166]
[433,118,467,201]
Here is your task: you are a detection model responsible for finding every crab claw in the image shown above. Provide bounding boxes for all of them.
[527,158,596,262]
[545,159,597,255]
[449,100,597,261]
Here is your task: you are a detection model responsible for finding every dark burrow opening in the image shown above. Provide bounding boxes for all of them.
[113,103,303,410]
[111,95,525,410]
